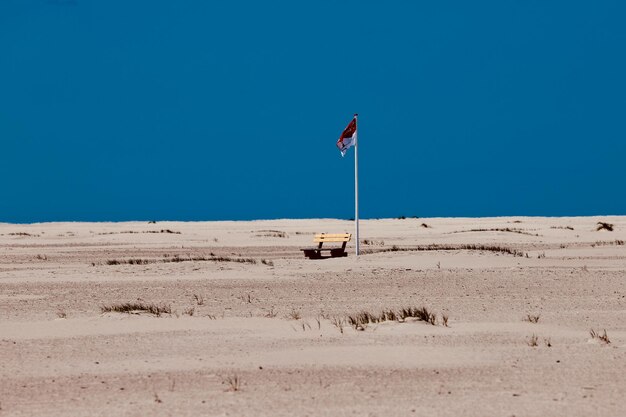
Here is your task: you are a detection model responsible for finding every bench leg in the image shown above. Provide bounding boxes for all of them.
[303,249,323,259]
[330,248,346,258]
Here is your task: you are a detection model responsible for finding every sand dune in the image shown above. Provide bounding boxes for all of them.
[1,216,625,416]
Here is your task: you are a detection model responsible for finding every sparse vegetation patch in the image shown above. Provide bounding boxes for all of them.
[98,229,181,235]
[103,254,257,266]
[254,230,288,238]
[346,306,439,330]
[106,258,151,265]
[361,239,385,246]
[591,240,624,247]
[449,228,539,237]
[366,244,526,257]
[101,302,172,316]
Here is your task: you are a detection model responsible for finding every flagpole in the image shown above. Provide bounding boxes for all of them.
[354,113,359,257]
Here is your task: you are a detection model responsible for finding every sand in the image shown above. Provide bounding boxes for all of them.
[1,216,625,416]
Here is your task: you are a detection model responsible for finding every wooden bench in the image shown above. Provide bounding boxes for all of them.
[300,233,351,259]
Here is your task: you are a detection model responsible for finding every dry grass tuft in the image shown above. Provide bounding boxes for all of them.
[101,302,172,317]
[596,222,614,232]
[287,309,302,320]
[590,328,610,344]
[524,314,540,324]
[193,294,205,305]
[223,374,242,392]
[331,317,345,334]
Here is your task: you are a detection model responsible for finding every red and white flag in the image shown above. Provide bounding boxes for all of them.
[336,115,357,157]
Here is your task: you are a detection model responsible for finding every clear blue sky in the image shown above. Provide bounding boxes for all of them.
[1,1,624,222]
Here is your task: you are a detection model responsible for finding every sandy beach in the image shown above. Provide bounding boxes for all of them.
[1,216,625,416]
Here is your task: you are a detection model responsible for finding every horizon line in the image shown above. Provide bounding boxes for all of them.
[1,213,624,226]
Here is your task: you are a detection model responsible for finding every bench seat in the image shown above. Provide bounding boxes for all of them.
[301,233,351,259]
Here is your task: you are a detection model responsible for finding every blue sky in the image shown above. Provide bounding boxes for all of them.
[1,1,625,222]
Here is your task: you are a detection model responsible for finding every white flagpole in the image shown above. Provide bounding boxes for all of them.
[354,113,359,257]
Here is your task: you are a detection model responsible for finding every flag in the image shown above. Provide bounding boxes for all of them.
[336,116,357,157]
